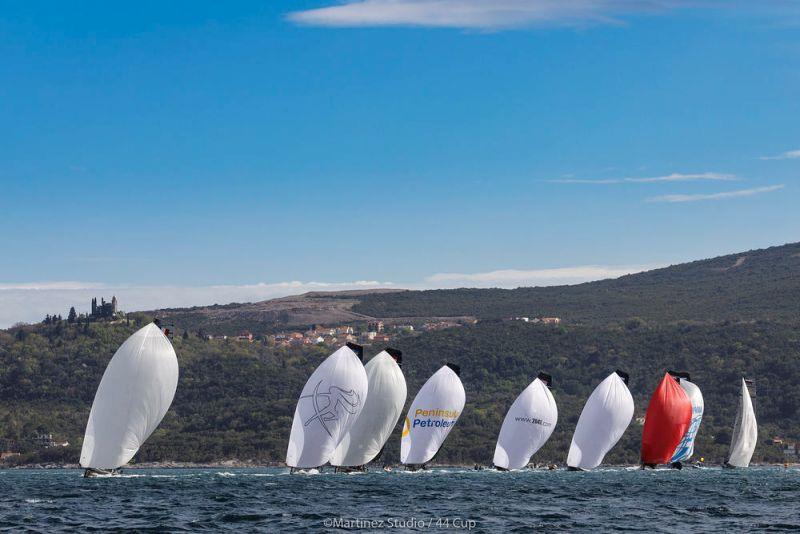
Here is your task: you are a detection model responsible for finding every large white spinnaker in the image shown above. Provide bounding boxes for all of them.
[80,323,179,471]
[330,348,407,468]
[726,378,758,468]
[493,373,557,470]
[401,363,465,467]
[286,343,368,469]
[669,372,704,464]
[567,370,634,470]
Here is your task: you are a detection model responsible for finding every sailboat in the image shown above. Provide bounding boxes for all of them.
[493,373,557,471]
[668,371,704,469]
[725,378,758,468]
[640,372,692,468]
[80,323,179,477]
[330,348,407,472]
[286,343,368,471]
[401,363,465,470]
[567,370,634,471]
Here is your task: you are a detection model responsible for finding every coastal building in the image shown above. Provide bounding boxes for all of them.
[35,433,56,448]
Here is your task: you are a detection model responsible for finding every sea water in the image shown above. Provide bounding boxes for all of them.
[1,467,798,532]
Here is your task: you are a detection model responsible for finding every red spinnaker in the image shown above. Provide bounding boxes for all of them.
[640,373,692,465]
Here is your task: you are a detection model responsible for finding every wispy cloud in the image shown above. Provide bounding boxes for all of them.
[288,1,799,30]
[0,281,106,291]
[646,184,785,203]
[760,149,800,160]
[425,264,658,287]
[548,172,737,185]
[287,0,698,30]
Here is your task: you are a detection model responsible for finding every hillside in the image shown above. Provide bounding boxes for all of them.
[1,241,799,467]
[149,290,403,335]
[351,242,800,325]
[149,242,800,336]
[0,318,797,466]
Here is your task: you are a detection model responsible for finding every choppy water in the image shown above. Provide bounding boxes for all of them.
[1,467,798,532]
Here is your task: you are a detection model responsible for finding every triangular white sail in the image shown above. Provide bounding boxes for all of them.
[727,378,758,468]
[567,371,634,470]
[493,374,557,470]
[80,323,179,470]
[286,344,368,469]
[401,364,465,466]
[670,377,704,463]
[330,349,407,467]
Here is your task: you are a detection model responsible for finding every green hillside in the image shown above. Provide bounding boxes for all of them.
[1,242,799,467]
[1,318,797,466]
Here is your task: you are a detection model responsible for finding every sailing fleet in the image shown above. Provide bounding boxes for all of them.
[79,325,760,475]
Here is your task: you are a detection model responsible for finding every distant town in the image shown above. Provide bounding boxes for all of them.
[203,319,472,348]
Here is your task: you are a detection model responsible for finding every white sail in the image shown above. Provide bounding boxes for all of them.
[493,374,557,470]
[286,344,368,469]
[567,371,634,470]
[80,323,179,470]
[727,378,758,468]
[330,350,407,467]
[670,378,704,463]
[401,364,465,466]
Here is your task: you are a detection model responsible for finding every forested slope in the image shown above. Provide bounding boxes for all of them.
[1,317,797,466]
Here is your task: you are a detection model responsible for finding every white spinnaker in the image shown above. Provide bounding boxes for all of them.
[566,372,634,470]
[330,351,407,467]
[670,379,704,463]
[401,365,465,466]
[727,379,758,468]
[80,323,179,470]
[286,345,368,468]
[493,377,557,470]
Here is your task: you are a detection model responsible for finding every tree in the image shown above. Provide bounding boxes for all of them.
[67,307,77,324]
[182,330,190,340]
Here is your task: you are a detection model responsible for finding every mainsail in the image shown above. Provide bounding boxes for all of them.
[493,373,557,471]
[669,372,704,464]
[401,363,465,466]
[330,348,407,468]
[640,372,692,466]
[567,370,634,470]
[80,323,179,470]
[726,378,758,468]
[286,343,368,469]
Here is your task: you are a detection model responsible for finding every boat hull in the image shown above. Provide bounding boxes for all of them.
[83,468,121,478]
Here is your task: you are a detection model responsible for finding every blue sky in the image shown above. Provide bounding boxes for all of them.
[1,1,799,325]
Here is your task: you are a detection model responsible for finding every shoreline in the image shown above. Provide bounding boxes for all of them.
[4,461,798,470]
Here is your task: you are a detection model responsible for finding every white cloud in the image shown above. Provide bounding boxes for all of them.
[425,264,659,287]
[0,281,106,291]
[287,0,692,30]
[760,149,800,160]
[646,184,785,203]
[0,264,662,328]
[548,172,737,184]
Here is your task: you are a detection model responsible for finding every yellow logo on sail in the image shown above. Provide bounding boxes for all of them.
[402,416,411,437]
